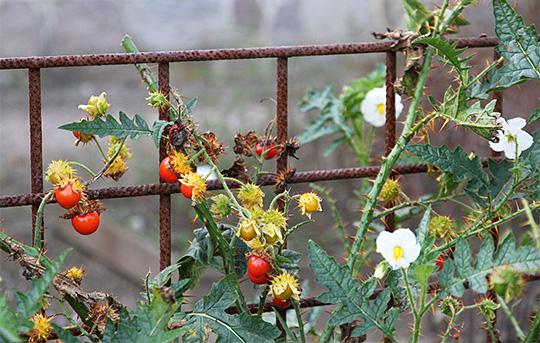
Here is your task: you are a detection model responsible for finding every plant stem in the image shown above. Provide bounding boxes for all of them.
[34,192,54,250]
[522,198,540,250]
[68,161,96,178]
[93,137,108,162]
[347,41,436,273]
[292,298,306,343]
[257,288,270,316]
[497,295,525,341]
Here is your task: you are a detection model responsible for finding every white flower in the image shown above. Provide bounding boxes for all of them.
[360,86,403,127]
[196,164,218,181]
[376,228,421,269]
[489,117,533,159]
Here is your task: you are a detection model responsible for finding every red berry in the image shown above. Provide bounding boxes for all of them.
[181,183,194,199]
[71,211,100,235]
[159,156,178,183]
[55,183,81,209]
[248,256,270,278]
[248,271,269,284]
[255,142,277,160]
[273,297,290,307]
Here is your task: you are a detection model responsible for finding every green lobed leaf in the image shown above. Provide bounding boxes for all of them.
[58,112,153,140]
[406,144,489,190]
[183,274,280,343]
[51,324,80,343]
[487,158,514,208]
[298,84,335,113]
[102,288,186,343]
[276,249,303,275]
[438,234,540,298]
[415,37,474,74]
[492,0,540,88]
[308,241,396,337]
[152,120,172,148]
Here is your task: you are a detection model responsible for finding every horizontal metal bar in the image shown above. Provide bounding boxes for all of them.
[0,36,503,70]
[0,158,500,208]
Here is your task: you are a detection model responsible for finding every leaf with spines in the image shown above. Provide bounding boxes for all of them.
[415,37,474,75]
[0,294,23,343]
[475,0,540,95]
[308,241,397,337]
[183,274,280,343]
[102,288,187,343]
[493,0,540,84]
[438,233,540,298]
[406,144,489,190]
[59,112,153,140]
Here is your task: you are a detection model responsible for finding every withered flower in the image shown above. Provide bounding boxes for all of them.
[195,131,226,163]
[233,131,258,156]
[88,301,120,333]
[221,156,251,183]
[168,119,195,152]
[274,166,296,191]
[60,199,106,220]
[277,138,300,160]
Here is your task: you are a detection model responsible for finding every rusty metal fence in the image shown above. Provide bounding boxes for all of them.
[0,35,533,340]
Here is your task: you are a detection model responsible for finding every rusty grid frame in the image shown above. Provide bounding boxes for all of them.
[0,36,536,340]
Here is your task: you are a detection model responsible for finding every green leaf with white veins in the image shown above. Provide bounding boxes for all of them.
[488,0,540,91]
[59,112,153,140]
[183,274,280,343]
[308,241,397,337]
[438,234,540,298]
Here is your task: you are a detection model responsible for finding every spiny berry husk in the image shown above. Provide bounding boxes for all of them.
[60,200,105,220]
[378,178,402,203]
[428,215,456,241]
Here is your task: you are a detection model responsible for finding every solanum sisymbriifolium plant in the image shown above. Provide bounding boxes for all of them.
[1,0,540,342]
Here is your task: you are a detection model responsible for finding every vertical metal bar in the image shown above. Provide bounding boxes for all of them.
[28,68,44,248]
[384,51,397,233]
[486,50,503,343]
[158,62,172,271]
[275,57,289,186]
[275,57,289,339]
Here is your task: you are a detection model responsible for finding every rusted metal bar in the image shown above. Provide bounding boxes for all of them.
[384,51,397,233]
[275,57,289,195]
[1,157,505,208]
[275,57,289,340]
[158,62,172,271]
[28,68,44,248]
[1,35,520,70]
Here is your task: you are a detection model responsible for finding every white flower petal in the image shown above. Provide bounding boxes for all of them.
[489,117,534,159]
[376,228,420,270]
[361,87,402,127]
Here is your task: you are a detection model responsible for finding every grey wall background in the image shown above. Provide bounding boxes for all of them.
[1,1,539,341]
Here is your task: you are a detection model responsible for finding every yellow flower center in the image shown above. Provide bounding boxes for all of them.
[377,103,385,115]
[393,245,404,261]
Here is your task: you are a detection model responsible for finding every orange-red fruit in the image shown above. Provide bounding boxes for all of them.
[255,142,277,159]
[273,297,290,307]
[55,183,81,209]
[248,271,270,284]
[159,156,178,183]
[71,211,100,235]
[248,256,270,278]
[181,183,194,199]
